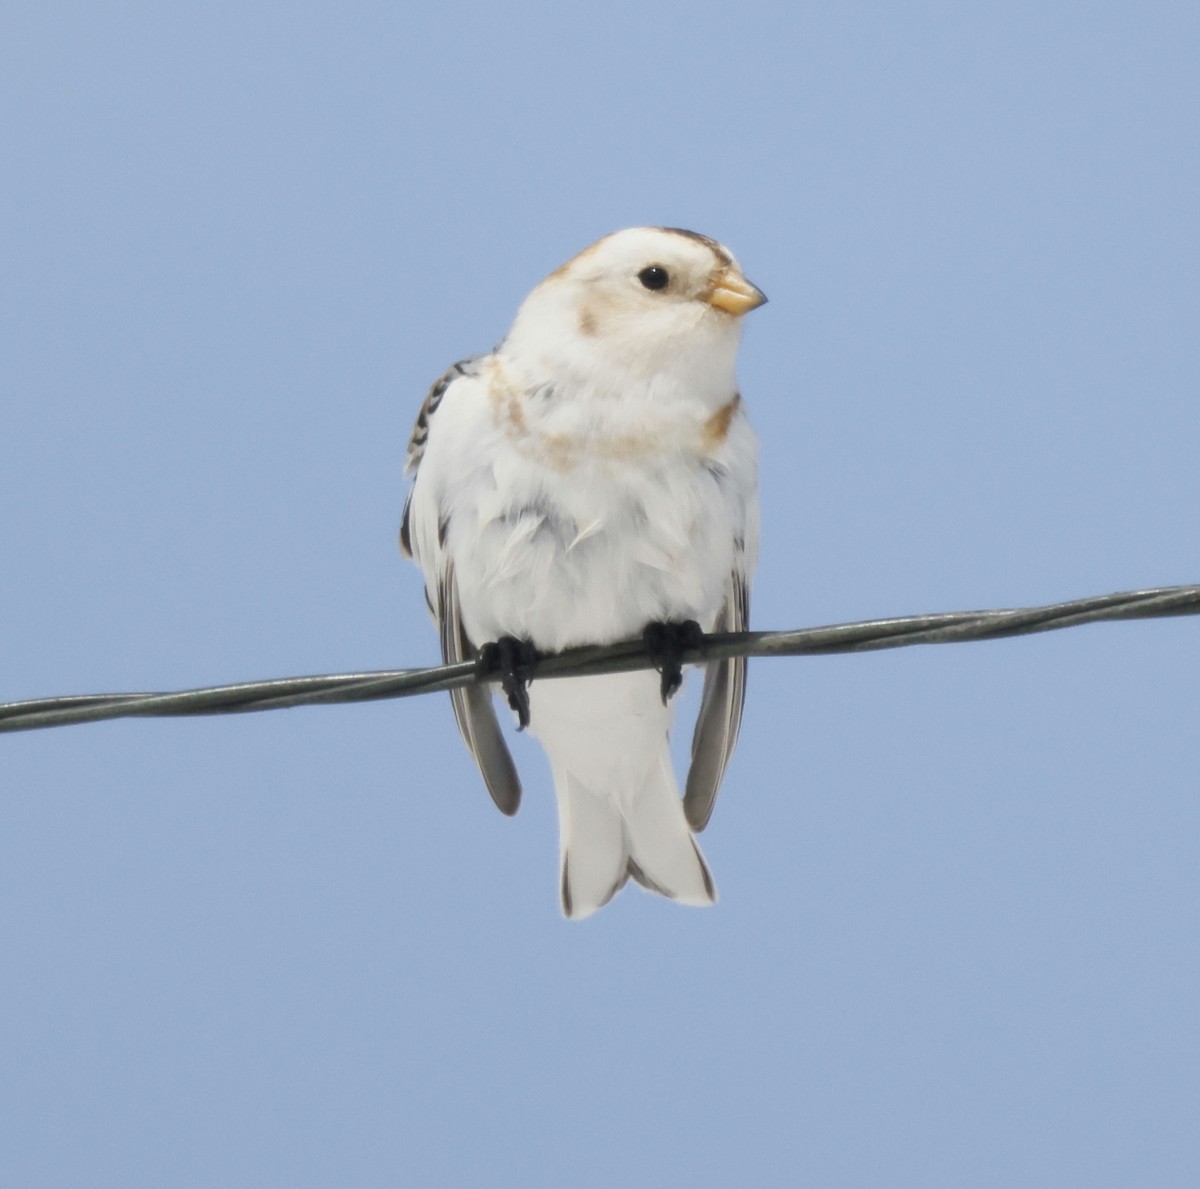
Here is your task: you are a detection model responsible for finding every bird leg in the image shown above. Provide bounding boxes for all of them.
[476,636,539,730]
[643,619,705,704]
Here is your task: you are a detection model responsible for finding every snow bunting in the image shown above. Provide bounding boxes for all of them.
[401,227,763,918]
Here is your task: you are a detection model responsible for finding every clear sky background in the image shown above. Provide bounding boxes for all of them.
[2,3,1198,1186]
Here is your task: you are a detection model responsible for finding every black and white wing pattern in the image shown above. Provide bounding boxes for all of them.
[401,358,522,816]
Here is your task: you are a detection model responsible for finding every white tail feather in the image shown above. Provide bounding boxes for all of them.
[552,751,716,920]
[556,773,628,918]
[624,752,715,906]
[530,671,718,920]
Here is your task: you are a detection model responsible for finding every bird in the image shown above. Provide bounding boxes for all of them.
[400,227,764,919]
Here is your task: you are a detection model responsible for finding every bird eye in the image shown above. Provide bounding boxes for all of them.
[637,265,670,291]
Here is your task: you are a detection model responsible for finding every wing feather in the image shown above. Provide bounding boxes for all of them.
[402,356,521,816]
[683,556,749,832]
[438,561,522,816]
[400,357,483,558]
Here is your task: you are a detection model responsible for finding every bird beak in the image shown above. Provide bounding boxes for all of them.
[706,267,768,316]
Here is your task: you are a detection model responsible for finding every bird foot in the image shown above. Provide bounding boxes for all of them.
[476,636,539,730]
[643,619,704,704]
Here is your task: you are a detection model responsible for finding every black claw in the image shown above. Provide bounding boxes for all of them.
[643,619,704,704]
[476,635,539,730]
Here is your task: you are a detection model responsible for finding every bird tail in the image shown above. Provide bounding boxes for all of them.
[553,751,716,920]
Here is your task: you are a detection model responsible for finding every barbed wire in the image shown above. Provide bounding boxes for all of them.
[1,584,1196,736]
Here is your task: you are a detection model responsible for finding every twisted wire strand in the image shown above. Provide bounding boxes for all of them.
[1,584,1196,735]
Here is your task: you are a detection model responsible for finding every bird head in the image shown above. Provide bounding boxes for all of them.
[503,227,766,397]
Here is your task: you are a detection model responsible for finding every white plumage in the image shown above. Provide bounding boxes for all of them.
[401,227,763,918]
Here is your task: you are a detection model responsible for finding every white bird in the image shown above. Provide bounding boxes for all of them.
[401,227,763,918]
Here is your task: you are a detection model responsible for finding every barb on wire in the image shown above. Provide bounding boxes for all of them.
[1,585,1196,736]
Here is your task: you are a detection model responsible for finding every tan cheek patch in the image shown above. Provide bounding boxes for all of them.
[577,285,630,336]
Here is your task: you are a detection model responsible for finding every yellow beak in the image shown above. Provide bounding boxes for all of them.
[706,268,768,316]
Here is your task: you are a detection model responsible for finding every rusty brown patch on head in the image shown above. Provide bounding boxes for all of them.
[578,307,598,337]
[657,227,733,269]
[702,394,741,451]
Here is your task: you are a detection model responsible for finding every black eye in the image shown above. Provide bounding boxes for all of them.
[637,265,670,291]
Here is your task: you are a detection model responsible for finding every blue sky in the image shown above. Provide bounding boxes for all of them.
[2,3,1198,1185]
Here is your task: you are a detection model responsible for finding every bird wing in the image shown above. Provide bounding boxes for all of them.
[401,359,522,816]
[437,560,522,816]
[683,550,749,831]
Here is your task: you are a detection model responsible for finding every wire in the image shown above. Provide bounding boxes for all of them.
[1,584,1196,735]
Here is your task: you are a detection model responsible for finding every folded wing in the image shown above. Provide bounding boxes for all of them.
[683,554,750,831]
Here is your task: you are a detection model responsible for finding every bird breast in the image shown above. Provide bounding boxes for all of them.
[485,356,741,475]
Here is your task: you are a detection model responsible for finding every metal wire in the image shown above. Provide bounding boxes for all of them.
[1,584,1196,735]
